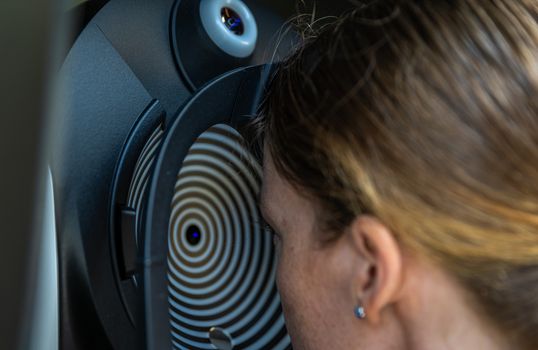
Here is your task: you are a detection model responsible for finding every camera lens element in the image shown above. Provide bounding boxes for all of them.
[221,7,244,35]
[185,225,202,246]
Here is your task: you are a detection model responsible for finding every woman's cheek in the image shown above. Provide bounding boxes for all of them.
[272,234,281,256]
[275,255,293,320]
[275,239,291,303]
[274,245,312,350]
[275,239,301,312]
[274,240,284,293]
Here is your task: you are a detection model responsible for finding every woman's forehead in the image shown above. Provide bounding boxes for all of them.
[260,149,282,230]
[260,149,319,236]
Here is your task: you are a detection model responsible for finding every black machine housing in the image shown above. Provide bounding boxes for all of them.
[53,0,351,348]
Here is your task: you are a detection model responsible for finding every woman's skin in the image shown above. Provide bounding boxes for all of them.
[260,145,512,350]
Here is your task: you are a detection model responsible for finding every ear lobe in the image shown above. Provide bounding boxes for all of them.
[349,215,403,325]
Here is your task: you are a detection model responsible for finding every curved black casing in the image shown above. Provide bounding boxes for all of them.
[53,0,286,349]
[142,64,275,349]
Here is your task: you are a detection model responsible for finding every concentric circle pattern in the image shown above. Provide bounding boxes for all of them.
[168,124,291,350]
[127,124,165,245]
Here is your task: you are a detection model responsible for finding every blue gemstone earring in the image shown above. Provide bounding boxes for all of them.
[354,306,366,319]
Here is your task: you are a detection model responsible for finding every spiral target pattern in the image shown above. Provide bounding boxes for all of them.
[168,124,291,350]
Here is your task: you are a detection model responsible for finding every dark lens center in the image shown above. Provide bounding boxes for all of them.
[186,225,202,246]
[221,7,244,35]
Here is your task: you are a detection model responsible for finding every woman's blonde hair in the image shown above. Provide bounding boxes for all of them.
[253,0,538,348]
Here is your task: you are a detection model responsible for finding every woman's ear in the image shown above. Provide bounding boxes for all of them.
[348,215,403,325]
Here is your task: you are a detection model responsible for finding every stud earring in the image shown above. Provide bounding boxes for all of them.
[354,306,366,319]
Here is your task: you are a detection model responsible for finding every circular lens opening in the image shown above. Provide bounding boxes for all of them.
[185,225,202,246]
[220,7,244,35]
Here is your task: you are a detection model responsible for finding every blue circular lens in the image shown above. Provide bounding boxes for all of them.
[221,7,244,35]
[186,225,202,246]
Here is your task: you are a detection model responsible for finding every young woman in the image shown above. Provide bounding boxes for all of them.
[255,1,538,349]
